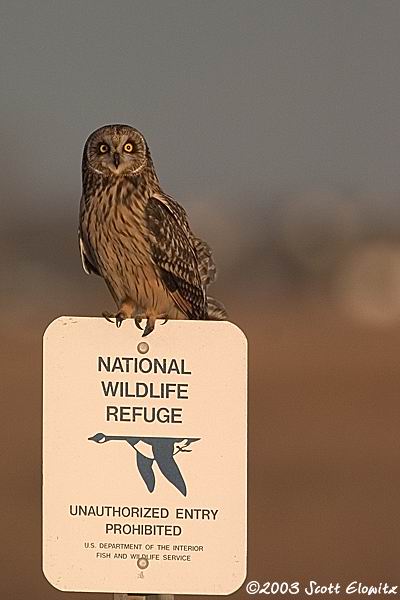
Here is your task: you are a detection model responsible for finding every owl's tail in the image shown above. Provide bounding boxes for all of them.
[206,296,228,321]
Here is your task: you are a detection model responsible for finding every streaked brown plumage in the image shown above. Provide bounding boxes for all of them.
[79,124,227,335]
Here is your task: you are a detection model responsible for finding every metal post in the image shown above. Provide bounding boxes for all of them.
[114,594,174,600]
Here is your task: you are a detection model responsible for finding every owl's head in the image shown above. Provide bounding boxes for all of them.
[83,124,151,177]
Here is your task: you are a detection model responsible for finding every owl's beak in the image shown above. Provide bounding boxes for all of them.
[113,152,120,168]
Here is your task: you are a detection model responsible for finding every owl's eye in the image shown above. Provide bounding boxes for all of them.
[123,142,134,153]
[98,143,109,154]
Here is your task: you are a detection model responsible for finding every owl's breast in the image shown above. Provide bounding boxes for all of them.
[83,184,149,269]
[81,184,172,308]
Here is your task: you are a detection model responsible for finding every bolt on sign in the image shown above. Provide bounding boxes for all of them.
[43,317,247,594]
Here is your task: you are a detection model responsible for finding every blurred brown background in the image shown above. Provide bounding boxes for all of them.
[2,2,400,599]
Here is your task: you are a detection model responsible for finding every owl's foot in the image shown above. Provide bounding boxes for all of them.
[102,311,126,328]
[142,314,170,336]
[134,314,168,337]
[134,315,145,331]
[142,316,156,337]
[102,301,135,328]
[102,311,113,323]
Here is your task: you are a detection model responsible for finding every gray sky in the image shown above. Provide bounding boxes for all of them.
[1,1,400,221]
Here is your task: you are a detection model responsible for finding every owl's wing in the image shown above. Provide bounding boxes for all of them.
[162,196,217,286]
[194,237,217,286]
[145,195,206,319]
[78,229,100,276]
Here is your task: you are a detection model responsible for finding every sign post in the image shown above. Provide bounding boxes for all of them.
[43,317,247,595]
[113,596,173,600]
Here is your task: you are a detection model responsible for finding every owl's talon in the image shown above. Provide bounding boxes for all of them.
[142,317,155,337]
[103,311,126,327]
[134,317,144,331]
[161,317,168,325]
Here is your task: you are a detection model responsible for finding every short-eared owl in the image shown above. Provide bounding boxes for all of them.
[79,124,227,336]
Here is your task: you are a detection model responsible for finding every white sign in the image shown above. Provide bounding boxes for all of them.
[43,317,247,595]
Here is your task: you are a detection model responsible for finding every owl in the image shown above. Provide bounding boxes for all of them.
[79,124,227,336]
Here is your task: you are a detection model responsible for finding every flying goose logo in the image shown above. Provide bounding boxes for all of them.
[88,433,200,496]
